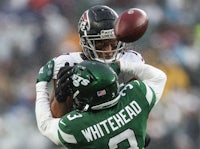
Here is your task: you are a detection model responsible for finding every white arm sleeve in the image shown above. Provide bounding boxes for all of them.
[120,62,167,103]
[35,82,61,145]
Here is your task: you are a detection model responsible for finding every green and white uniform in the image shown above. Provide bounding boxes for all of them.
[58,80,155,149]
[35,61,167,149]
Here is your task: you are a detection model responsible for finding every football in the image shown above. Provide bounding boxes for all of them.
[114,8,149,42]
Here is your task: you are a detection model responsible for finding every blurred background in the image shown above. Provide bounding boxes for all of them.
[0,0,199,149]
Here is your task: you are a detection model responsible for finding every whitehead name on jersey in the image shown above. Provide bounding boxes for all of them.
[81,99,142,142]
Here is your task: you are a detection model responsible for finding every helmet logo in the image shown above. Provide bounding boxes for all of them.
[79,11,90,32]
[72,74,90,87]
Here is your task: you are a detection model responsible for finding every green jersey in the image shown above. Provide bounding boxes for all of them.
[58,80,156,149]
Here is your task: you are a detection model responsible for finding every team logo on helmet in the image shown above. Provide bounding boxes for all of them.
[72,74,90,87]
[78,10,90,32]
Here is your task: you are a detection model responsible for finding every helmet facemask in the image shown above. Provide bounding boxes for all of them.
[78,5,125,63]
[80,30,125,63]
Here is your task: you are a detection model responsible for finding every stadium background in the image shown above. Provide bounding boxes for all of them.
[0,0,199,148]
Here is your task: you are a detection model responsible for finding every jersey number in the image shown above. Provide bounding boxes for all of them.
[67,113,82,121]
[108,129,139,149]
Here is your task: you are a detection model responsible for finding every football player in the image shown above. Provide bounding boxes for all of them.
[48,5,145,118]
[35,60,167,149]
[37,5,150,147]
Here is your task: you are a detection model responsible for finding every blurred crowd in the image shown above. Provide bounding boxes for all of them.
[0,0,199,149]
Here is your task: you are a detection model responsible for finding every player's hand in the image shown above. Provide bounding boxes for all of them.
[36,59,54,83]
[55,62,73,103]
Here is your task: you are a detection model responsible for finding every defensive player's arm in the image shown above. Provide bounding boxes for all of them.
[50,80,73,118]
[120,61,167,103]
[36,82,61,145]
[35,60,61,145]
[50,54,75,118]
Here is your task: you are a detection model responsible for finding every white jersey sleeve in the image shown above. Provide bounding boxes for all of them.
[120,62,167,104]
[52,52,84,79]
[35,82,61,145]
[118,50,145,84]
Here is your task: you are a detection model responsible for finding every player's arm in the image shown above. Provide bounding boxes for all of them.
[50,80,73,118]
[35,60,62,145]
[51,62,74,118]
[120,61,167,103]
